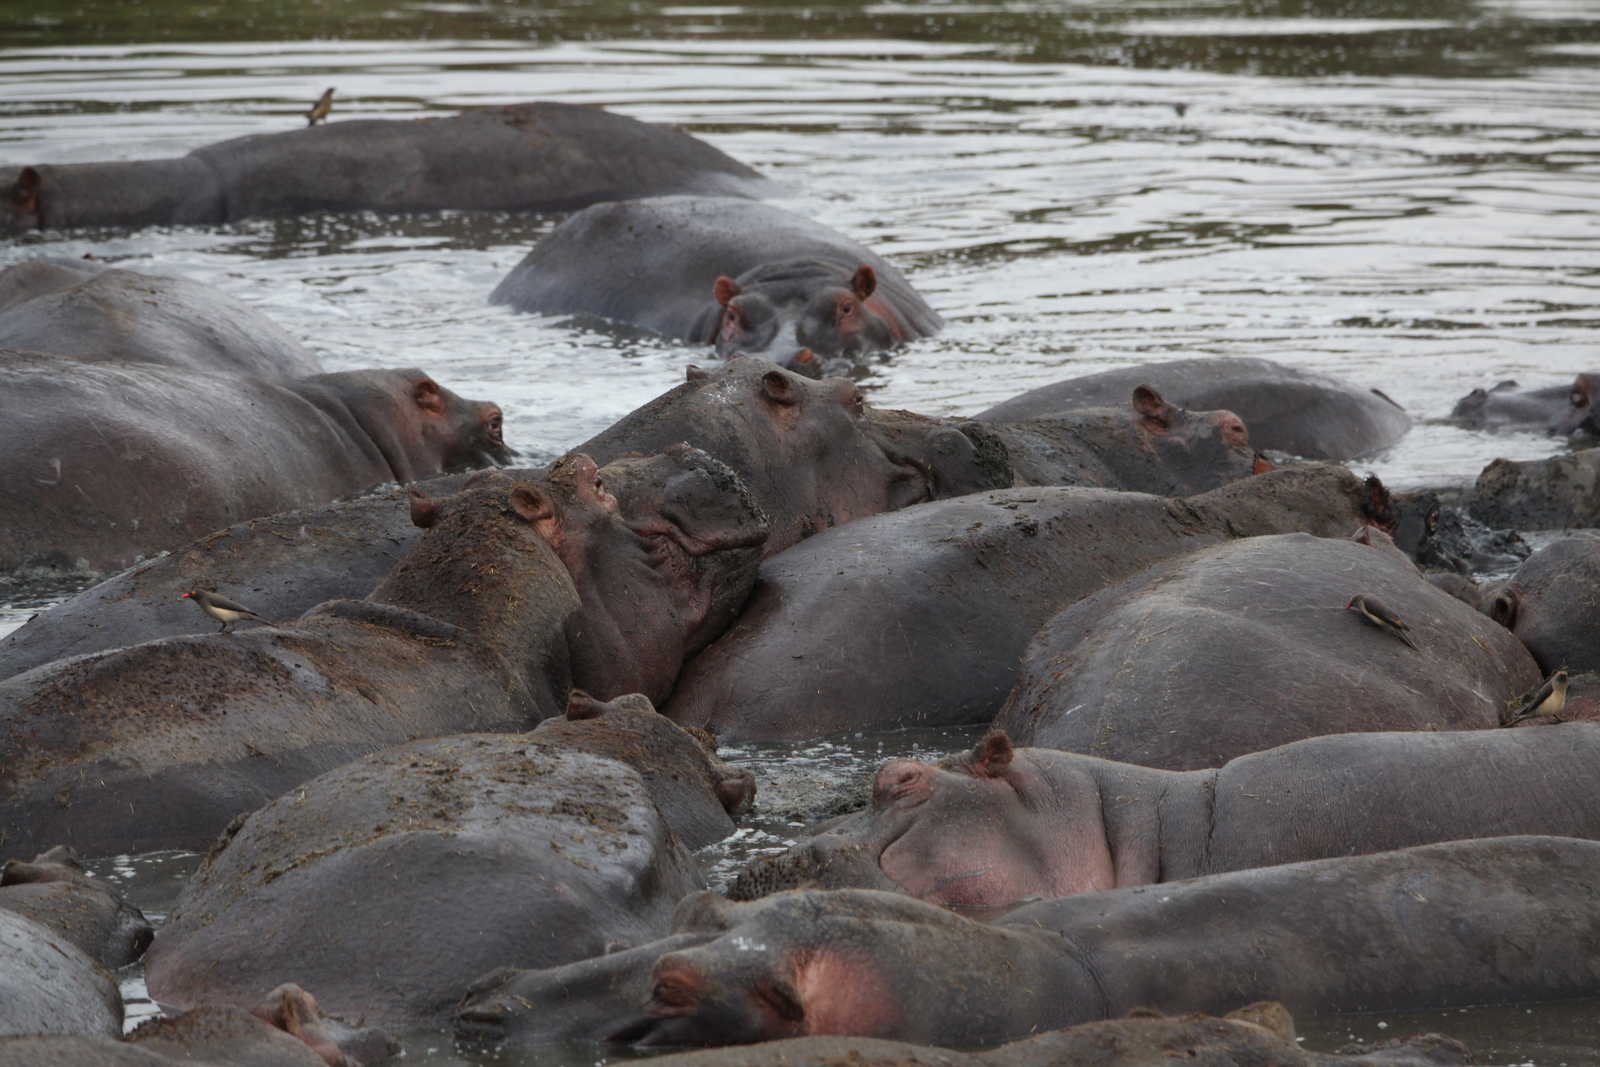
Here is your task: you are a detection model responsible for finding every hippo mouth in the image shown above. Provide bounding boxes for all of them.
[727,813,912,901]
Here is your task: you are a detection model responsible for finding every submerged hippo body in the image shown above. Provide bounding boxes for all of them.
[576,358,1006,555]
[0,354,510,574]
[1484,533,1600,674]
[735,726,1600,908]
[975,357,1412,461]
[989,386,1262,495]
[0,103,771,235]
[0,453,767,862]
[0,845,152,968]
[462,837,1600,1049]
[144,733,707,1028]
[997,532,1539,769]
[1451,379,1573,432]
[663,466,1384,740]
[0,262,322,378]
[491,197,941,371]
[0,908,122,1038]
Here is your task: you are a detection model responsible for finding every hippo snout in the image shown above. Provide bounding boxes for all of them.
[454,1001,514,1045]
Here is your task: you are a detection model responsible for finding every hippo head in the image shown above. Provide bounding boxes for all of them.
[1551,375,1600,437]
[0,843,154,967]
[1,167,42,235]
[1105,386,1263,494]
[711,260,902,371]
[251,984,399,1067]
[580,358,984,554]
[1487,532,1600,674]
[519,449,769,702]
[731,733,1113,909]
[315,368,513,483]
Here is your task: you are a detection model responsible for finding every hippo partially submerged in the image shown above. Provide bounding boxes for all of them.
[0,451,766,861]
[663,466,1384,740]
[0,845,152,968]
[0,103,771,234]
[491,197,942,372]
[975,357,1412,461]
[1451,374,1600,436]
[996,531,1539,769]
[457,837,1600,1048]
[1483,532,1600,674]
[733,726,1600,907]
[0,260,323,378]
[0,354,511,573]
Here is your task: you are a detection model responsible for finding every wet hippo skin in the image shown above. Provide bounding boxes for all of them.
[0,844,152,968]
[732,726,1600,907]
[459,837,1600,1048]
[1484,532,1600,674]
[0,103,773,234]
[0,907,122,1039]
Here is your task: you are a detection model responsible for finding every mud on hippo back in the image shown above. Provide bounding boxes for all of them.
[491,196,942,375]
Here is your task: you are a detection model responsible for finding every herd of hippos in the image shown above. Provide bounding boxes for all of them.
[5,100,1600,1067]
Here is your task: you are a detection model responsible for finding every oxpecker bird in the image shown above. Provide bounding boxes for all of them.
[306,88,334,126]
[183,589,275,632]
[1503,670,1571,726]
[1345,593,1418,650]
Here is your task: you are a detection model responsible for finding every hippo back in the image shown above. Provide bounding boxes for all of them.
[490,196,942,342]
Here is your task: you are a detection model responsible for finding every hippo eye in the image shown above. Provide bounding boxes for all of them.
[486,413,503,437]
[1575,391,1588,408]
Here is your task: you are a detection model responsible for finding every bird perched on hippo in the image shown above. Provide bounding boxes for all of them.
[0,448,767,862]
[491,196,943,376]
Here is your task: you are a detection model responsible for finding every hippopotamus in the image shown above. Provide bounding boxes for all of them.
[1482,533,1600,674]
[996,531,1539,769]
[0,353,512,574]
[1386,489,1529,574]
[457,836,1600,1048]
[731,725,1600,908]
[974,357,1412,461]
[663,465,1386,740]
[0,845,152,968]
[0,985,398,1066]
[0,261,323,378]
[0,907,121,1038]
[0,451,766,861]
[524,1004,1466,1067]
[1470,448,1600,531]
[1450,374,1600,436]
[0,102,771,235]
[142,726,712,1027]
[490,197,942,373]
[987,386,1265,495]
[576,358,1007,555]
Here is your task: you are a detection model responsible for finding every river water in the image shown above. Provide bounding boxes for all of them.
[4,0,1600,1062]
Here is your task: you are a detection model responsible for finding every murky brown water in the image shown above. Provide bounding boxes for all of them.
[6,0,1600,1061]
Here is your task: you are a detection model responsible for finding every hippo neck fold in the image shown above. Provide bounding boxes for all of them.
[368,497,578,718]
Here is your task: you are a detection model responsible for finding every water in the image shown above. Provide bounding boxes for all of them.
[6,0,1600,1061]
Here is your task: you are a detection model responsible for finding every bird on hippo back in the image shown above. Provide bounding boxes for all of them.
[0,448,768,863]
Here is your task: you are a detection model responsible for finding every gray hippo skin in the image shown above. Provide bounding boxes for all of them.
[461,837,1600,1048]
[996,531,1539,769]
[975,357,1412,461]
[552,1006,1468,1067]
[0,908,121,1038]
[0,103,771,234]
[576,358,1008,555]
[143,733,707,1027]
[1451,378,1573,432]
[734,726,1600,907]
[662,466,1385,740]
[0,262,322,378]
[491,196,941,372]
[0,985,398,1066]
[1470,448,1600,530]
[1484,532,1600,674]
[0,451,767,862]
[0,845,152,968]
[0,353,510,573]
[988,386,1265,496]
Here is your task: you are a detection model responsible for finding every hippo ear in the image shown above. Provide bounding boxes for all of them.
[851,265,877,300]
[716,774,753,816]
[1490,592,1519,631]
[761,370,798,407]
[10,166,40,210]
[406,485,438,529]
[413,378,446,414]
[714,276,742,307]
[565,689,604,720]
[970,731,1014,778]
[686,364,710,382]
[757,977,807,1024]
[1132,385,1173,428]
[510,484,556,526]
